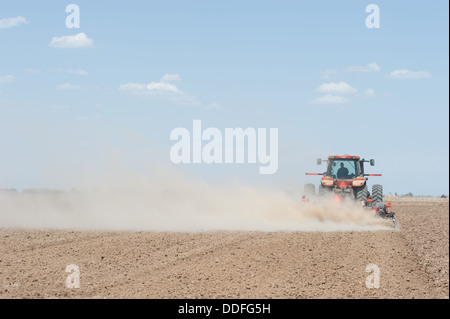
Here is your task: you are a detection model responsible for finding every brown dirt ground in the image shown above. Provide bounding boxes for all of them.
[0,199,448,299]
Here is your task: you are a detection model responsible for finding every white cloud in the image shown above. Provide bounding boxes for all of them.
[387,69,431,79]
[0,75,16,84]
[49,33,94,48]
[347,62,381,72]
[26,68,41,74]
[119,74,200,106]
[118,83,147,92]
[0,16,28,29]
[161,74,182,82]
[316,82,357,95]
[320,69,338,79]
[206,102,224,110]
[363,88,376,98]
[311,94,350,105]
[146,82,181,94]
[119,82,181,95]
[56,68,88,76]
[56,83,99,91]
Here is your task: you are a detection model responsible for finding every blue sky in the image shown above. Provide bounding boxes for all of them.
[0,0,448,195]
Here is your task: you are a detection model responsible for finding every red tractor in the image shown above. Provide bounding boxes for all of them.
[302,155,397,227]
[304,155,383,203]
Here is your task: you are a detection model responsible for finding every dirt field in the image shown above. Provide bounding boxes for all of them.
[0,199,448,299]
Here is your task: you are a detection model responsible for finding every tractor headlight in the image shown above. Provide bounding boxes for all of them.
[352,178,365,187]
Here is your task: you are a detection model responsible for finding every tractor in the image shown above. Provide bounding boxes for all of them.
[303,155,383,203]
[302,155,397,228]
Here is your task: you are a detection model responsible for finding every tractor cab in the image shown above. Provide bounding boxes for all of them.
[306,155,381,202]
[326,158,360,180]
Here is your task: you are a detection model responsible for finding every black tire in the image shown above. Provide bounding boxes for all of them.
[318,184,329,196]
[372,184,383,203]
[355,184,369,202]
[304,183,315,196]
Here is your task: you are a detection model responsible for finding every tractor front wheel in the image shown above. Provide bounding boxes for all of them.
[355,185,369,202]
[318,184,330,196]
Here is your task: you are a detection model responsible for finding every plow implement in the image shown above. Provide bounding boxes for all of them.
[301,193,398,228]
[366,201,397,228]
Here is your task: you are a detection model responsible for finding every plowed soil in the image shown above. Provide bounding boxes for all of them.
[0,199,448,299]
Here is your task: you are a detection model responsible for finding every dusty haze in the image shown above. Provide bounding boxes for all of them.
[0,165,393,232]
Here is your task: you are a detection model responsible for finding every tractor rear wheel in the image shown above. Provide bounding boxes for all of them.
[372,184,383,203]
[355,185,369,202]
[304,183,315,196]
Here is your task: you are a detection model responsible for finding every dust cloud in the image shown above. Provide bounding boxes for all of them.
[0,165,393,232]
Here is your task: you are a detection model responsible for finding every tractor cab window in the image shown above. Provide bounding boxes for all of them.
[328,160,357,179]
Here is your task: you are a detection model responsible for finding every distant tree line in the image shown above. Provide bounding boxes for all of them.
[0,188,69,194]
[391,192,447,198]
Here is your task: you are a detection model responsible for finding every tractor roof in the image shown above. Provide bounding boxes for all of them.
[328,155,360,160]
